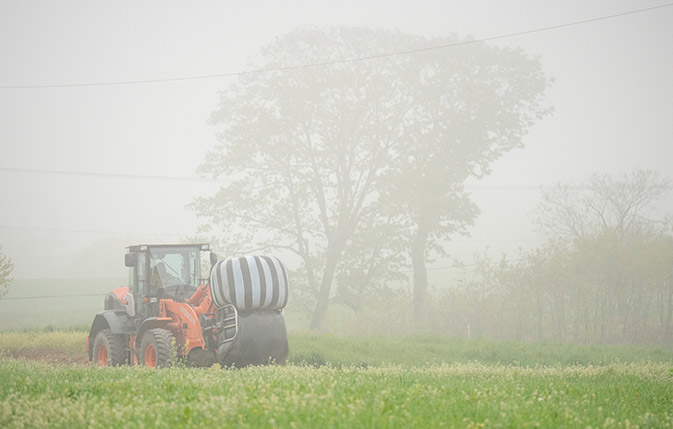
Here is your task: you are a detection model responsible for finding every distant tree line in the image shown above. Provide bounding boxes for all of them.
[432,171,673,344]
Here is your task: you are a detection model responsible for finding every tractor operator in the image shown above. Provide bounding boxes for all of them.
[150,262,179,292]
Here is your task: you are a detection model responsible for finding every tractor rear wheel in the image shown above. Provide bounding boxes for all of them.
[93,329,125,367]
[139,328,175,368]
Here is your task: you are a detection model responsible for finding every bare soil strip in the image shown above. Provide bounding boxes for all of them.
[5,348,89,366]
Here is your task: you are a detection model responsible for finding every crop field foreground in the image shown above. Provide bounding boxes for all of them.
[1,358,672,428]
[1,331,673,427]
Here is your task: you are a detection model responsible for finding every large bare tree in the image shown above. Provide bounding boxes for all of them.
[194,27,551,330]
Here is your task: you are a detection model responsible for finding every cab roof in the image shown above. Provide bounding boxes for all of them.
[126,244,210,252]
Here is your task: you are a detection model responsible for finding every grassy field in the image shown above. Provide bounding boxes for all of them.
[1,357,672,427]
[2,329,673,367]
[2,279,673,427]
[1,330,673,427]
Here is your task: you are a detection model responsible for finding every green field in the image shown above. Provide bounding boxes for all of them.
[2,359,672,428]
[2,330,673,367]
[2,280,673,427]
[1,331,673,427]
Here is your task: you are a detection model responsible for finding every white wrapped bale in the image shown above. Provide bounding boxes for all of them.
[209,255,289,311]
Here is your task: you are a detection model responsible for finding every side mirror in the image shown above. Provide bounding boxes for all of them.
[124,253,136,267]
[210,252,218,267]
[126,293,136,317]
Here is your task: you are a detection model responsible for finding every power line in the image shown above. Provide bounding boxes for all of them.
[0,224,187,237]
[400,257,529,273]
[1,3,671,90]
[0,223,544,243]
[467,185,542,191]
[3,258,533,300]
[0,166,228,184]
[0,293,106,301]
[0,166,550,190]
[3,166,671,191]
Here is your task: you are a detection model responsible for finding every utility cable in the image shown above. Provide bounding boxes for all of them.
[0,293,107,301]
[0,223,543,244]
[0,166,551,189]
[7,167,666,192]
[399,257,528,274]
[0,255,532,301]
[0,224,188,237]
[0,3,671,89]
[1,257,529,301]
[0,166,228,184]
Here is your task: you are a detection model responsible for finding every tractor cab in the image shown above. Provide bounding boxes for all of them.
[124,244,216,317]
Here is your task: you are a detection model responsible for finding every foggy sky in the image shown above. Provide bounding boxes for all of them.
[1,0,672,278]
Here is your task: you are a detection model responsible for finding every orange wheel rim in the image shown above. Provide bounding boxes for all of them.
[145,344,157,367]
[97,344,108,366]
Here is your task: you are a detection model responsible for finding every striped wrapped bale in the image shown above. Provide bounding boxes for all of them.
[209,255,289,311]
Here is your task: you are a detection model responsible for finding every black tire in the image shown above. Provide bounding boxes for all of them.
[93,329,126,367]
[139,328,175,368]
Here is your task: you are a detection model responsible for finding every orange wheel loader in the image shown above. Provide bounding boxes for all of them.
[86,244,289,368]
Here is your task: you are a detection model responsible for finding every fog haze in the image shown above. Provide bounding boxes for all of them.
[1,0,672,278]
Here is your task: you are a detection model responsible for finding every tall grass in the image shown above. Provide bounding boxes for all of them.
[1,329,672,427]
[1,359,672,428]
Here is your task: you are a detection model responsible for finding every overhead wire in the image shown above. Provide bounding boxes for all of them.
[0,165,549,189]
[0,293,107,301]
[2,2,671,187]
[0,223,545,247]
[1,257,534,301]
[5,166,669,191]
[1,5,669,242]
[0,224,187,237]
[0,166,229,184]
[0,3,671,89]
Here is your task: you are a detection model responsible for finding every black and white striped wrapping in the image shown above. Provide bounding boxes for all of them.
[209,256,289,311]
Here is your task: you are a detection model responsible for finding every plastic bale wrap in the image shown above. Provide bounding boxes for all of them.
[209,255,290,366]
[209,255,289,310]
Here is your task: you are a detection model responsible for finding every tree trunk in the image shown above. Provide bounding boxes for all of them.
[309,241,343,331]
[666,287,673,338]
[411,222,429,324]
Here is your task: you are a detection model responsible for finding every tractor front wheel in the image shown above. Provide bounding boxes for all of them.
[139,328,175,368]
[92,329,125,367]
